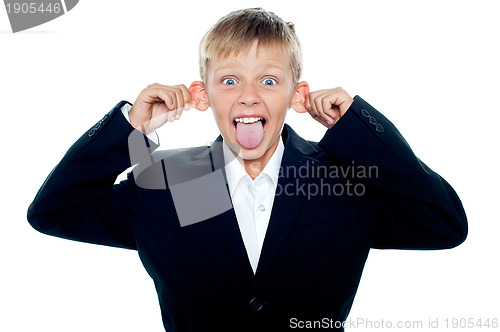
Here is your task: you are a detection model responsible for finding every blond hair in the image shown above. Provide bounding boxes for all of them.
[199,8,302,85]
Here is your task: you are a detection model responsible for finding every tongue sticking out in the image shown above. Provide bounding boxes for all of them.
[235,121,264,149]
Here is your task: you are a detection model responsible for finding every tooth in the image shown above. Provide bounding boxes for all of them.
[235,117,264,124]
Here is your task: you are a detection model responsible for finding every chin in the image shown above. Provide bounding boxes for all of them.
[238,149,265,161]
[237,141,273,161]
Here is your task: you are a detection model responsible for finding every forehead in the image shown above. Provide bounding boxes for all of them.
[209,41,291,74]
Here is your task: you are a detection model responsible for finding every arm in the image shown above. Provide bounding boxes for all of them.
[293,88,467,250]
[318,95,468,249]
[26,101,153,249]
[27,83,196,249]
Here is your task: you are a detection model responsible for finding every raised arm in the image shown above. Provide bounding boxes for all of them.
[27,101,148,249]
[27,83,196,249]
[294,89,468,249]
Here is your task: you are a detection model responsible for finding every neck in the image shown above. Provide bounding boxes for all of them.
[239,137,280,180]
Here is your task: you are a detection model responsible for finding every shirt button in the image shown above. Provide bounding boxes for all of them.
[259,204,265,212]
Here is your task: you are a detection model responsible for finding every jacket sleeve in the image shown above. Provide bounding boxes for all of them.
[318,95,468,250]
[27,101,157,250]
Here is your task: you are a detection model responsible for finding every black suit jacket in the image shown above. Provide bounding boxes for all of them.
[27,96,467,331]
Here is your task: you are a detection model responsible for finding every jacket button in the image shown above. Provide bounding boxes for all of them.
[88,128,96,137]
[376,123,384,132]
[369,116,377,125]
[361,109,370,117]
[250,298,263,311]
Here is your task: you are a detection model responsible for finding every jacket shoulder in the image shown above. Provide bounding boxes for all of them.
[132,145,212,190]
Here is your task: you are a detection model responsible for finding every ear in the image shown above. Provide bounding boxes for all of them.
[188,81,210,111]
[290,81,310,113]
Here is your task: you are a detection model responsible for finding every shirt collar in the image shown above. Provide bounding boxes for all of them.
[223,136,284,197]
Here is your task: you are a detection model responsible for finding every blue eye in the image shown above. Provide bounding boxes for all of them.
[222,78,236,85]
[263,78,277,86]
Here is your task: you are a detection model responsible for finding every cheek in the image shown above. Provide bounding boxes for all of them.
[209,89,233,109]
[268,94,292,120]
[213,94,241,122]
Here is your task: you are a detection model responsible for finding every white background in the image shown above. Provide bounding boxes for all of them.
[1,0,499,331]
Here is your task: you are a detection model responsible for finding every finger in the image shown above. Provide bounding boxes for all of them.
[149,103,170,132]
[176,84,192,110]
[337,90,354,116]
[160,88,176,109]
[149,88,175,128]
[140,86,165,105]
[302,95,331,129]
[307,92,319,117]
[321,93,340,124]
[312,92,332,125]
[143,87,175,111]
[168,88,182,121]
[315,115,331,128]
[307,93,326,123]
[174,85,192,120]
[312,91,327,123]
[159,89,178,123]
[160,88,178,122]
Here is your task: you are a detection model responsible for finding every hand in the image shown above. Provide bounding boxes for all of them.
[303,88,354,129]
[129,83,193,134]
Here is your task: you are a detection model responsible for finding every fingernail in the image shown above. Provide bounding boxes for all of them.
[175,114,181,120]
[184,103,190,111]
[170,104,175,110]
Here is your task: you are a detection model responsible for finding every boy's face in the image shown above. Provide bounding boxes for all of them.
[202,40,303,161]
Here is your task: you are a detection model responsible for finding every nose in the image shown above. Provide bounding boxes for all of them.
[238,83,260,107]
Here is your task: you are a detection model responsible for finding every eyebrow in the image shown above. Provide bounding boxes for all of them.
[213,64,286,73]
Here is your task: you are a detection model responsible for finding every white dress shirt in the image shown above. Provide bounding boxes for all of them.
[223,138,284,273]
[121,104,284,274]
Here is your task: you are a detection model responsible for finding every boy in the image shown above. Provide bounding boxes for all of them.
[27,7,467,331]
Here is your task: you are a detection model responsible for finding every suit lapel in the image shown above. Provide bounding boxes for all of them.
[187,136,255,281]
[184,125,319,286]
[252,124,319,289]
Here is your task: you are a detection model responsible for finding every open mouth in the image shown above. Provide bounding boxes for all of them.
[232,116,268,149]
[232,117,267,129]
